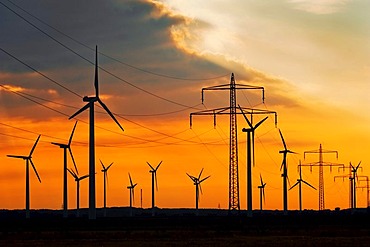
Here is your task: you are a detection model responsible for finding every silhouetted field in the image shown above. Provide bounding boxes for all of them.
[0,208,369,246]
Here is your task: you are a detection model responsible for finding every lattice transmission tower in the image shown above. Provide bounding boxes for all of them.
[190,73,276,211]
[302,144,343,210]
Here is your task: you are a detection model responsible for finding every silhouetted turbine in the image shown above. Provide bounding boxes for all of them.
[258,174,266,211]
[147,161,162,216]
[187,168,210,216]
[51,121,78,218]
[7,135,41,219]
[239,105,268,217]
[67,168,89,217]
[69,46,124,220]
[100,160,113,217]
[279,129,296,215]
[289,161,316,212]
[127,173,137,217]
[350,161,362,209]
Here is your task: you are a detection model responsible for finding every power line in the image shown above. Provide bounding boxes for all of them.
[4,0,229,82]
[0,47,82,98]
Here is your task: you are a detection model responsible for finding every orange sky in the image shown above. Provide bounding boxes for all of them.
[0,0,369,212]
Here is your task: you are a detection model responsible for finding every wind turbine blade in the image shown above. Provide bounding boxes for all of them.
[100,159,106,170]
[198,168,204,180]
[302,180,316,190]
[80,174,89,180]
[199,183,203,195]
[7,155,27,159]
[156,161,162,171]
[238,105,253,128]
[262,187,265,203]
[67,168,77,179]
[238,105,253,129]
[260,174,263,186]
[147,162,155,171]
[94,45,99,97]
[107,162,114,170]
[278,129,287,150]
[68,121,78,146]
[106,172,109,187]
[186,173,196,181]
[287,175,291,188]
[69,102,91,120]
[97,99,124,131]
[252,131,255,166]
[68,147,78,175]
[128,173,133,186]
[200,175,211,183]
[356,161,361,170]
[280,159,284,171]
[29,135,41,157]
[254,116,268,129]
[30,159,41,183]
[289,181,299,190]
[155,173,158,191]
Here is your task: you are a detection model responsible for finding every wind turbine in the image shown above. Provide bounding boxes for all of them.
[51,121,78,218]
[186,168,210,216]
[258,174,266,211]
[350,161,362,209]
[278,129,296,215]
[67,168,89,217]
[239,105,268,217]
[289,161,316,212]
[100,159,113,217]
[69,46,124,220]
[7,135,41,219]
[127,173,137,217]
[147,161,162,216]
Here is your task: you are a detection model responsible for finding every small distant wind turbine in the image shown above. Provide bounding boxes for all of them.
[7,135,41,219]
[69,46,124,220]
[67,168,89,217]
[279,129,296,215]
[100,160,113,217]
[258,174,266,211]
[127,173,137,217]
[147,161,162,216]
[187,168,210,215]
[51,121,78,218]
[350,161,362,209]
[289,161,316,212]
[239,105,268,216]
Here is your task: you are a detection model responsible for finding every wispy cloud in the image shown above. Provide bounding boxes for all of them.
[289,0,351,14]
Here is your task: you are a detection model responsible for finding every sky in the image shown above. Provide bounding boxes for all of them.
[0,0,369,212]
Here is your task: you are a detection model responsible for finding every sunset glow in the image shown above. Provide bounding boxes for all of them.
[0,0,369,213]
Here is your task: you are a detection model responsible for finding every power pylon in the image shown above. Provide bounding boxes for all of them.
[190,73,277,211]
[302,144,343,210]
[357,176,369,208]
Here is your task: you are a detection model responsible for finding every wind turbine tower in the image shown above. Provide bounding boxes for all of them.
[187,168,210,216]
[51,121,78,218]
[100,160,113,217]
[190,73,276,212]
[302,144,342,210]
[147,161,162,216]
[69,46,124,219]
[289,161,316,212]
[7,135,41,219]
